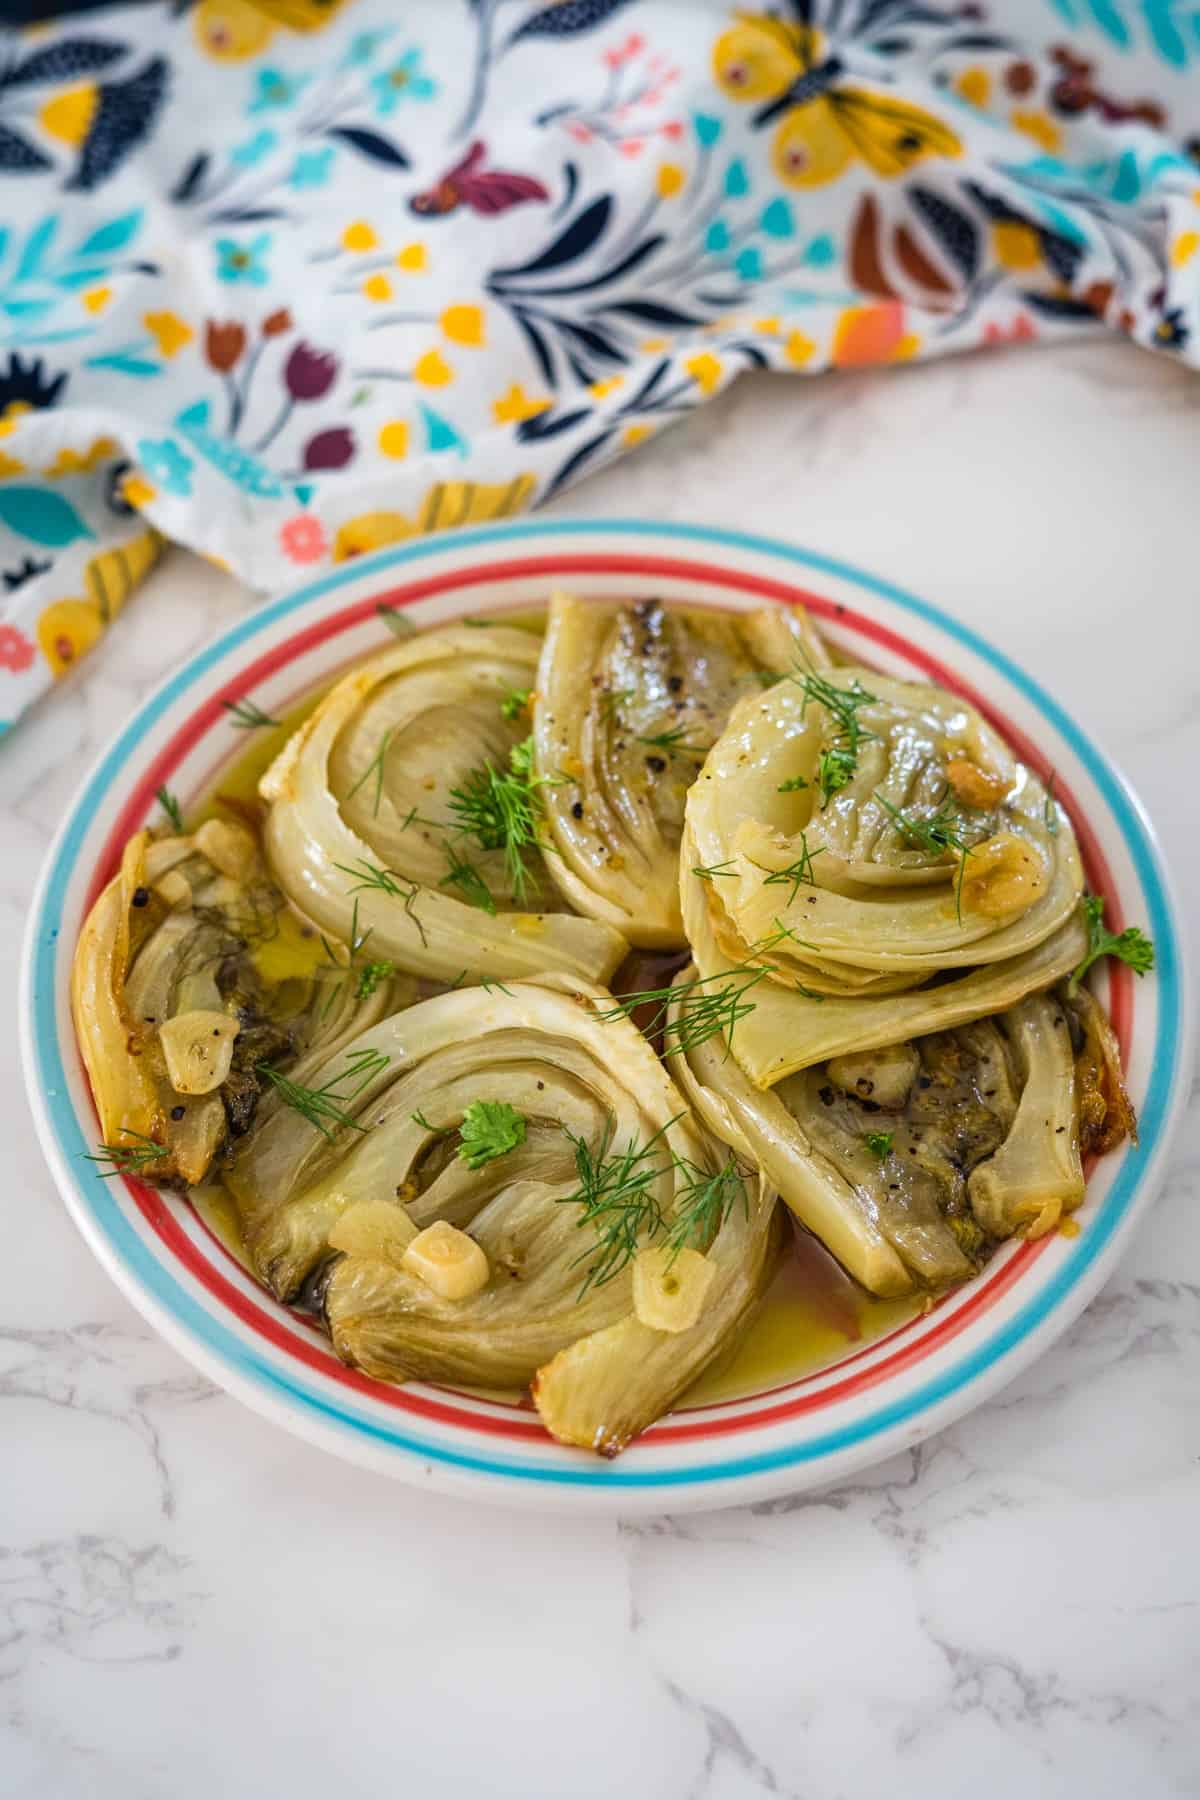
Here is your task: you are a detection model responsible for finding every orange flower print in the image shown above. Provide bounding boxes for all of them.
[279,513,328,564]
[0,622,35,673]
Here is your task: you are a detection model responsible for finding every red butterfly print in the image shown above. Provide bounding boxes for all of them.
[409,140,551,218]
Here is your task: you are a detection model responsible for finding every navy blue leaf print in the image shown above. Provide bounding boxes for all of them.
[208,208,287,224]
[504,0,638,51]
[624,357,671,410]
[606,300,705,329]
[553,160,580,220]
[492,195,613,283]
[170,151,210,205]
[3,38,125,89]
[537,233,664,298]
[1041,230,1084,284]
[909,188,979,281]
[1022,292,1100,319]
[325,126,410,169]
[511,309,556,386]
[67,56,168,193]
[544,429,615,500]
[516,407,592,442]
[0,123,51,173]
[554,317,624,363]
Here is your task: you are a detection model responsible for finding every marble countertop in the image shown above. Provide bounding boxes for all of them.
[4,339,1198,1800]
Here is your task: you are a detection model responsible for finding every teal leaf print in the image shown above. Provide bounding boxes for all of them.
[1084,0,1132,44]
[705,219,731,252]
[0,487,94,547]
[724,158,750,199]
[86,347,161,377]
[735,246,763,280]
[73,208,143,259]
[693,113,722,148]
[17,218,58,282]
[802,233,837,267]
[1142,0,1188,65]
[420,405,468,456]
[760,198,795,240]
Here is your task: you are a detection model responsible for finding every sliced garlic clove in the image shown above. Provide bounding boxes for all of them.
[633,1245,715,1334]
[153,868,193,910]
[328,1198,418,1267]
[193,817,257,882]
[159,1009,239,1096]
[401,1220,489,1300]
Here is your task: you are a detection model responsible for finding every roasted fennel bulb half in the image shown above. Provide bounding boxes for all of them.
[670,978,1134,1296]
[260,623,627,986]
[533,592,829,948]
[72,816,409,1187]
[680,666,1087,1085]
[225,971,778,1454]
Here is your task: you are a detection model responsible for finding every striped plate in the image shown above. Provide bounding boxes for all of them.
[20,521,1191,1513]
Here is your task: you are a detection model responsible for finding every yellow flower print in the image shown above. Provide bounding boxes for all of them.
[333,511,411,561]
[414,348,453,387]
[784,329,816,366]
[992,221,1041,271]
[753,317,781,337]
[378,421,410,460]
[44,437,118,479]
[656,163,685,198]
[39,84,99,147]
[395,243,428,273]
[954,67,991,108]
[589,376,624,399]
[37,598,103,678]
[341,221,378,252]
[193,0,276,61]
[621,423,655,447]
[0,403,32,431]
[363,273,393,302]
[492,383,550,425]
[143,312,193,357]
[1010,109,1061,154]
[440,304,484,347]
[0,451,26,479]
[82,286,112,315]
[685,351,722,395]
[1171,231,1198,269]
[639,336,670,352]
[121,473,158,510]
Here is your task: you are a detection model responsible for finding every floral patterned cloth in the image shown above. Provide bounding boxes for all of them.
[0,0,1197,731]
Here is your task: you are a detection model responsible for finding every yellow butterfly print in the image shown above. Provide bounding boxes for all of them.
[712,12,961,189]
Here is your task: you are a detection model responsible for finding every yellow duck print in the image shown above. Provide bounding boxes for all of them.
[194,0,349,61]
[712,11,960,189]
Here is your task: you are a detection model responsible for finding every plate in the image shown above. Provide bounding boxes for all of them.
[20,520,1191,1513]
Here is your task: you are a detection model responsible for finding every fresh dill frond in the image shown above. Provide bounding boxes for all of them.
[790,666,879,803]
[222,697,280,730]
[156,787,184,833]
[597,967,768,1058]
[500,686,532,722]
[458,1100,526,1169]
[479,976,514,995]
[762,831,823,905]
[692,860,738,882]
[874,788,977,922]
[1069,894,1155,995]
[864,1131,894,1161]
[411,1109,445,1133]
[439,839,496,914]
[664,1154,746,1263]
[332,859,427,946]
[777,774,809,793]
[447,737,550,903]
[259,1047,390,1142]
[558,1118,678,1295]
[635,726,711,755]
[345,728,394,818]
[82,1130,170,1179]
[376,603,415,637]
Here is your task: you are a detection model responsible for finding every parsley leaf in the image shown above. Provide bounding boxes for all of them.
[457,1100,526,1170]
[1069,894,1154,995]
